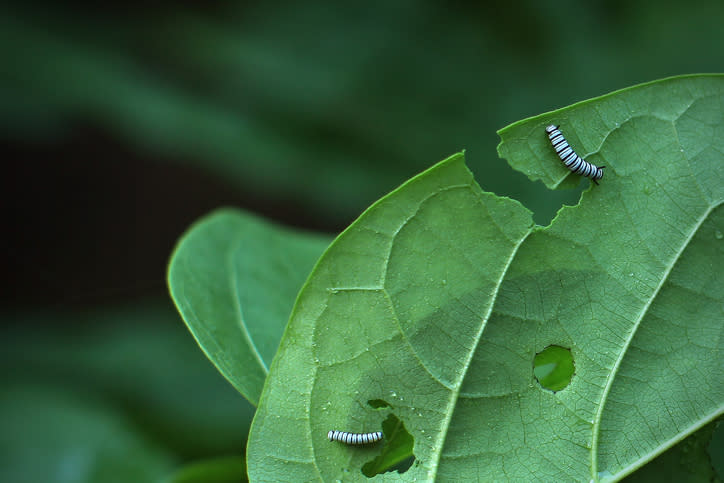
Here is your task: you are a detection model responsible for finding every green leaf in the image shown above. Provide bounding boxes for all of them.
[247,152,535,480]
[167,208,332,405]
[247,75,723,481]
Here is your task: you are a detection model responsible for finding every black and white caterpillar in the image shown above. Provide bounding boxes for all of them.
[327,430,383,445]
[545,125,605,184]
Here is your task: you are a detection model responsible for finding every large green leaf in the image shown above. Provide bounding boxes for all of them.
[247,75,723,481]
[168,209,332,405]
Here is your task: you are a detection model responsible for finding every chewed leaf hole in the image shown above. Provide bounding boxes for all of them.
[361,414,415,477]
[533,345,575,392]
[368,399,391,409]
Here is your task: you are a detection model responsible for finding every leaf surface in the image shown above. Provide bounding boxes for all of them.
[247,75,723,481]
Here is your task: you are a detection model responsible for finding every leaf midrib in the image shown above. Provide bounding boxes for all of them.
[427,223,534,481]
[230,234,270,376]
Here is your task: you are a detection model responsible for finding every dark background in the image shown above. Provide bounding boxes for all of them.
[2,1,723,480]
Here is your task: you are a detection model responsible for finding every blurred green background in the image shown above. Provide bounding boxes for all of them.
[2,1,723,481]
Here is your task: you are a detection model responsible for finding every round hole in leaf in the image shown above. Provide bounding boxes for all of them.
[533,345,575,392]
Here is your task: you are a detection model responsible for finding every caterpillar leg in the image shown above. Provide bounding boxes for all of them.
[594,166,606,185]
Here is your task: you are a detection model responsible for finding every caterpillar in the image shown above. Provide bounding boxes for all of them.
[327,430,383,445]
[545,125,605,184]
